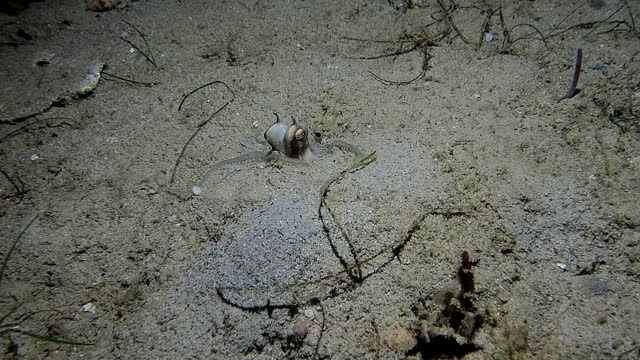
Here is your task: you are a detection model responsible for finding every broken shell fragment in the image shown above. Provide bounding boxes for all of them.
[78,62,104,96]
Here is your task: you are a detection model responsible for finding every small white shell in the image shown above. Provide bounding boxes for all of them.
[264,120,290,154]
[81,302,96,314]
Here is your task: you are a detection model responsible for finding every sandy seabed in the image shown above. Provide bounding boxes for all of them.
[1,0,639,358]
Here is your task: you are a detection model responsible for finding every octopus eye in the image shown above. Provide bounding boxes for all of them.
[295,128,305,141]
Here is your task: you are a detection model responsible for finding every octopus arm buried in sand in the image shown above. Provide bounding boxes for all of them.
[191,113,373,196]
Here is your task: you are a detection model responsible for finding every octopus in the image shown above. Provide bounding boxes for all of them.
[192,113,370,195]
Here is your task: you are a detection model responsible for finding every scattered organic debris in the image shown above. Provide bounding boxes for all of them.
[346,1,549,84]
[409,331,481,358]
[0,169,25,204]
[437,251,485,339]
[380,1,636,60]
[168,80,235,189]
[86,0,121,12]
[0,62,106,125]
[436,0,478,46]
[499,9,548,53]
[407,251,491,357]
[215,203,484,358]
[122,20,157,67]
[344,29,442,85]
[458,250,479,293]
[318,152,377,283]
[576,255,605,275]
[0,214,94,347]
[514,2,638,49]
[617,344,640,359]
[0,117,79,144]
[215,205,473,309]
[101,71,159,87]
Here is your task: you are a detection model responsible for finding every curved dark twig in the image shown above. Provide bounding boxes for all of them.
[0,213,39,288]
[170,81,235,185]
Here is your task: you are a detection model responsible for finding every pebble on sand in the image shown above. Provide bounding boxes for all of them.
[385,326,417,353]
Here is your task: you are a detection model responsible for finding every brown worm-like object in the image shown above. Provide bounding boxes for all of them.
[558,48,583,102]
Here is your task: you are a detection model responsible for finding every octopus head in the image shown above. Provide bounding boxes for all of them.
[265,114,310,159]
